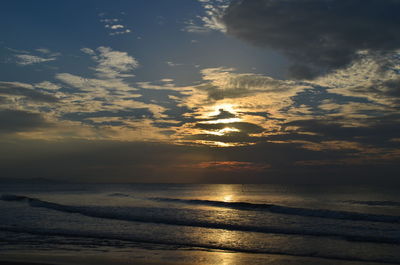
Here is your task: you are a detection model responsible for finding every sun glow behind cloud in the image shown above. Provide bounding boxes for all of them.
[3,47,400,156]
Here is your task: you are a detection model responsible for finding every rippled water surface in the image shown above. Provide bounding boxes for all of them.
[1,184,400,265]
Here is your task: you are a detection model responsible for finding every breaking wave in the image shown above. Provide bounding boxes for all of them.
[151,197,400,223]
[1,194,400,245]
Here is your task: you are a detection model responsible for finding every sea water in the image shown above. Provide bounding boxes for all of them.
[0,183,399,265]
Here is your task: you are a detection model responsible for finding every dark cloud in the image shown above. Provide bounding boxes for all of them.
[0,96,8,104]
[206,84,254,100]
[0,82,59,102]
[371,78,400,100]
[223,0,400,79]
[328,76,400,105]
[383,78,400,97]
[0,109,51,133]
[283,116,400,147]
[61,109,154,125]
[238,111,271,119]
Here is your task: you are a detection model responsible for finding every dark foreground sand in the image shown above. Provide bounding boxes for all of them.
[0,262,55,265]
[0,261,50,265]
[0,249,383,265]
[0,261,184,265]
[0,251,198,265]
[0,260,196,265]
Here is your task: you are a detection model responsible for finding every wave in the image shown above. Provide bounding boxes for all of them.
[151,197,400,224]
[343,200,400,207]
[0,226,399,264]
[1,194,399,245]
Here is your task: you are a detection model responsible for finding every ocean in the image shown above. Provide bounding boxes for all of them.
[0,183,399,265]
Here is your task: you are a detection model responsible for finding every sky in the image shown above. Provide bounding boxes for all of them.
[1,0,400,184]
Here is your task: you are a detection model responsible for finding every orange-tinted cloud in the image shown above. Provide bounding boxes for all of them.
[193,161,271,172]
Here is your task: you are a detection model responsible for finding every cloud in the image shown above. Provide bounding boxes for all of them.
[183,0,228,33]
[189,161,271,172]
[35,48,51,54]
[66,47,139,83]
[109,29,131,36]
[55,72,135,92]
[184,20,213,33]
[222,0,400,79]
[35,48,61,57]
[34,81,61,91]
[283,116,400,145]
[61,109,154,123]
[93,46,139,78]
[99,16,132,36]
[54,72,168,122]
[0,45,176,142]
[0,109,51,133]
[100,18,120,23]
[0,96,8,104]
[0,81,59,103]
[14,54,56,65]
[46,47,173,137]
[198,67,300,100]
[11,47,60,66]
[80,48,95,55]
[108,24,124,30]
[166,61,183,67]
[315,52,400,106]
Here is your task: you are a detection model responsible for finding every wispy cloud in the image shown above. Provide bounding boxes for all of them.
[166,61,183,67]
[9,47,60,66]
[99,14,132,36]
[86,46,139,78]
[15,54,56,66]
[80,47,95,55]
[183,0,228,33]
